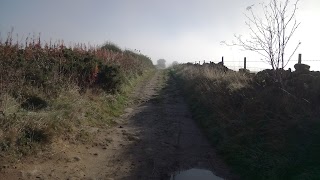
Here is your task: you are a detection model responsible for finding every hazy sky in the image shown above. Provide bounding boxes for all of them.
[1,0,319,70]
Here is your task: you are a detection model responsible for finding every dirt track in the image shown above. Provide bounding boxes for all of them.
[0,70,236,180]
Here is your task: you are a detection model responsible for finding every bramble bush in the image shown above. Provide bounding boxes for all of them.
[0,32,154,98]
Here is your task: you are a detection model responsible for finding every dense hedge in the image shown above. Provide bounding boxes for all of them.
[0,35,154,98]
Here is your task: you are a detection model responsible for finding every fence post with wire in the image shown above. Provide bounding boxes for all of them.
[187,53,319,72]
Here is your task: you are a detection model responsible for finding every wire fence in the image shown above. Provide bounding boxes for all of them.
[188,54,320,72]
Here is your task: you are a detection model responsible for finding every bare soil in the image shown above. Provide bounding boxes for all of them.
[0,70,237,180]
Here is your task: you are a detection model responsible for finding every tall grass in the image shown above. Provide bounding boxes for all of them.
[173,64,320,179]
[0,31,154,161]
[0,31,153,96]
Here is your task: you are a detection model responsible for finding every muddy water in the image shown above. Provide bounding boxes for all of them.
[170,168,224,180]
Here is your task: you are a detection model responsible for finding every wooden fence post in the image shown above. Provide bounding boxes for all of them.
[244,57,247,70]
[298,54,302,64]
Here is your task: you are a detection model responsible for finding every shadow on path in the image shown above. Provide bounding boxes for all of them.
[105,72,237,180]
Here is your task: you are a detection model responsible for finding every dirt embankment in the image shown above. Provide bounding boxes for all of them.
[0,70,236,180]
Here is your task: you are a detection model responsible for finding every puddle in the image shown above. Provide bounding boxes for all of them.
[170,168,224,180]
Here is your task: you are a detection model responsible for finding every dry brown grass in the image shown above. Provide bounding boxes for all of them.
[0,72,152,162]
[178,65,251,91]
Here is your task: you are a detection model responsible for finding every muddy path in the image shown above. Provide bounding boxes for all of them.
[0,70,237,180]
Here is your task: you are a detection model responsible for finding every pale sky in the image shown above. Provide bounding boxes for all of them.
[1,0,320,71]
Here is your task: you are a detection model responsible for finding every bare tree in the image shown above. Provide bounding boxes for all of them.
[223,0,301,70]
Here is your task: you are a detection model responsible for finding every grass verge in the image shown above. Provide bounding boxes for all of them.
[0,32,155,163]
[171,64,320,179]
[0,69,155,163]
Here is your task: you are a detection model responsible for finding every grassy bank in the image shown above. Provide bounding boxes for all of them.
[172,64,320,179]
[0,33,155,162]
